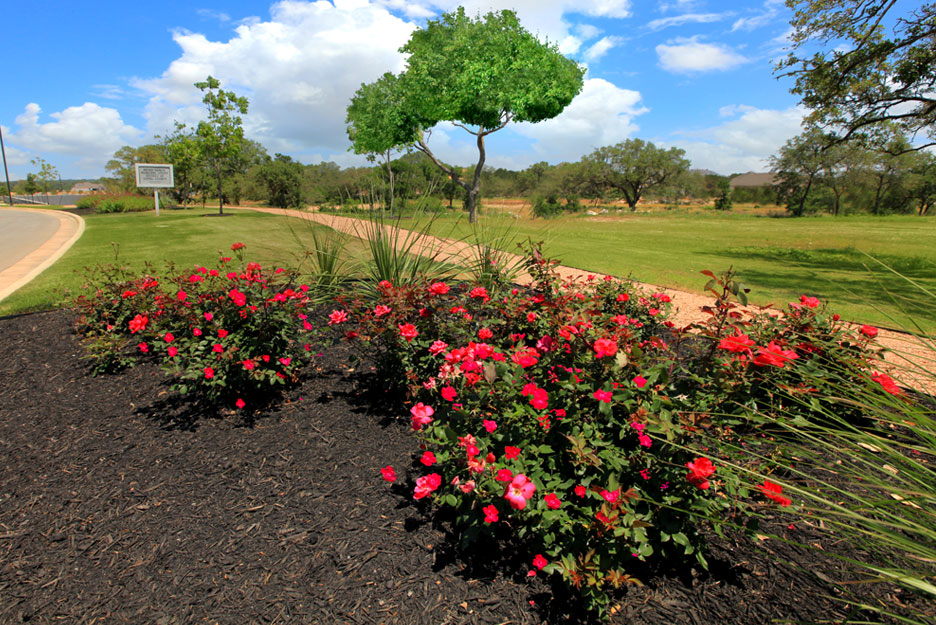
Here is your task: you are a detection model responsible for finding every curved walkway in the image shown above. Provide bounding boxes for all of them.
[0,208,85,303]
[242,206,934,394]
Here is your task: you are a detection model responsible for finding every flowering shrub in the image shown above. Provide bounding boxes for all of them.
[75,243,319,410]
[339,257,760,615]
[343,253,897,616]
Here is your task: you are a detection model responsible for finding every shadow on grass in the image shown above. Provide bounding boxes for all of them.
[708,245,936,327]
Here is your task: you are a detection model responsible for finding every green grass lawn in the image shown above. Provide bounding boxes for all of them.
[0,208,364,316]
[5,206,935,333]
[421,210,936,333]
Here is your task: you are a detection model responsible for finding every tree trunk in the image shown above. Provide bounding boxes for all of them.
[385,149,394,215]
[217,164,224,215]
[464,185,480,223]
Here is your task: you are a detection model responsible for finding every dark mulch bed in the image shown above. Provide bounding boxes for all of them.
[0,310,922,624]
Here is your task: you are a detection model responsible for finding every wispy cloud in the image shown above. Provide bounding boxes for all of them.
[584,36,624,61]
[196,8,231,23]
[647,12,730,31]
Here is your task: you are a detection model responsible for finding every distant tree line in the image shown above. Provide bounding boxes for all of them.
[771,125,936,217]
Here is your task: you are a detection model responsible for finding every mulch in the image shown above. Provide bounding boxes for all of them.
[0,310,925,624]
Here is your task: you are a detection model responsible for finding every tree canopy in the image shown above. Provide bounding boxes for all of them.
[582,139,690,210]
[777,0,936,149]
[195,76,249,215]
[346,7,584,222]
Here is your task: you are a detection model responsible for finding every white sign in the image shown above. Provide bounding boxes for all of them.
[135,163,174,188]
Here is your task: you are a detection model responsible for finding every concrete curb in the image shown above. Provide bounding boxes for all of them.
[0,208,85,303]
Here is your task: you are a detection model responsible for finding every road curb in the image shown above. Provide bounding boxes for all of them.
[0,208,85,303]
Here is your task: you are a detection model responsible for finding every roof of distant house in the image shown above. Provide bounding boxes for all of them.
[729,172,777,188]
[70,182,107,192]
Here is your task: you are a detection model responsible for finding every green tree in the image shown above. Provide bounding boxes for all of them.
[583,139,691,210]
[160,122,203,208]
[907,151,936,216]
[194,76,249,215]
[105,144,167,192]
[22,173,39,195]
[713,179,732,211]
[771,128,827,216]
[347,8,584,222]
[256,153,304,208]
[30,158,59,198]
[778,1,936,149]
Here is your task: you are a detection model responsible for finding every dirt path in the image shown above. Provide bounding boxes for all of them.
[242,207,934,394]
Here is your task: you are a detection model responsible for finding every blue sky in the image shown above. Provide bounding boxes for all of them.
[1,0,809,180]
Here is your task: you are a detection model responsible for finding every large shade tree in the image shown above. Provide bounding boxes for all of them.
[582,139,691,210]
[777,0,936,150]
[346,8,584,222]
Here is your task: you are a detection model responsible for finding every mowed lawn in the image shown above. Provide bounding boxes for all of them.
[0,208,362,316]
[425,210,936,333]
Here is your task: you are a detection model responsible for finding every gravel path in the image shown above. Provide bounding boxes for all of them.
[242,207,934,394]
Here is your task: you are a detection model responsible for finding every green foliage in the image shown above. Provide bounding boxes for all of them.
[340,254,898,616]
[194,75,250,215]
[75,195,102,210]
[347,7,584,222]
[94,194,166,214]
[160,122,203,207]
[778,1,936,149]
[257,153,304,208]
[74,244,321,410]
[22,173,40,195]
[713,179,732,211]
[583,139,691,210]
[30,157,59,194]
[105,144,167,193]
[530,192,563,218]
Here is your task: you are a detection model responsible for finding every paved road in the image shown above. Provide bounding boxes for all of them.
[0,210,62,273]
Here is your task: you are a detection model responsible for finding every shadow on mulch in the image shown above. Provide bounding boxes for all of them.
[0,309,927,625]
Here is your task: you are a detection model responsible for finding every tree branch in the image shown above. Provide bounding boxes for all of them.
[414,138,470,191]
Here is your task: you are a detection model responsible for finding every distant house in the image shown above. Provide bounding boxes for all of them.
[728,172,779,204]
[70,182,107,193]
[729,172,777,189]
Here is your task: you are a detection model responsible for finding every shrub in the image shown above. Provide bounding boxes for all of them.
[94,194,168,214]
[75,195,103,210]
[74,243,321,410]
[342,251,893,617]
[530,193,563,218]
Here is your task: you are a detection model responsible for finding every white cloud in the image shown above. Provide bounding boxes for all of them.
[647,13,729,31]
[134,0,418,153]
[511,77,648,163]
[133,0,639,163]
[8,102,142,171]
[197,9,232,23]
[731,0,784,32]
[669,105,805,173]
[584,36,624,61]
[656,37,749,73]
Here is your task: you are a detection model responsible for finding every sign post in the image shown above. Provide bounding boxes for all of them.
[134,164,174,216]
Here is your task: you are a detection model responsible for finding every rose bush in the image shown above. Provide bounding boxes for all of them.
[345,255,894,617]
[75,243,321,410]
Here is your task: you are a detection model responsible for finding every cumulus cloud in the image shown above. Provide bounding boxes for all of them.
[656,37,749,73]
[669,105,805,173]
[510,77,648,163]
[132,0,639,164]
[646,12,729,31]
[134,0,418,156]
[8,102,142,171]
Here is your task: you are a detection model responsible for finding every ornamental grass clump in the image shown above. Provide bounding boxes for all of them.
[75,243,321,411]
